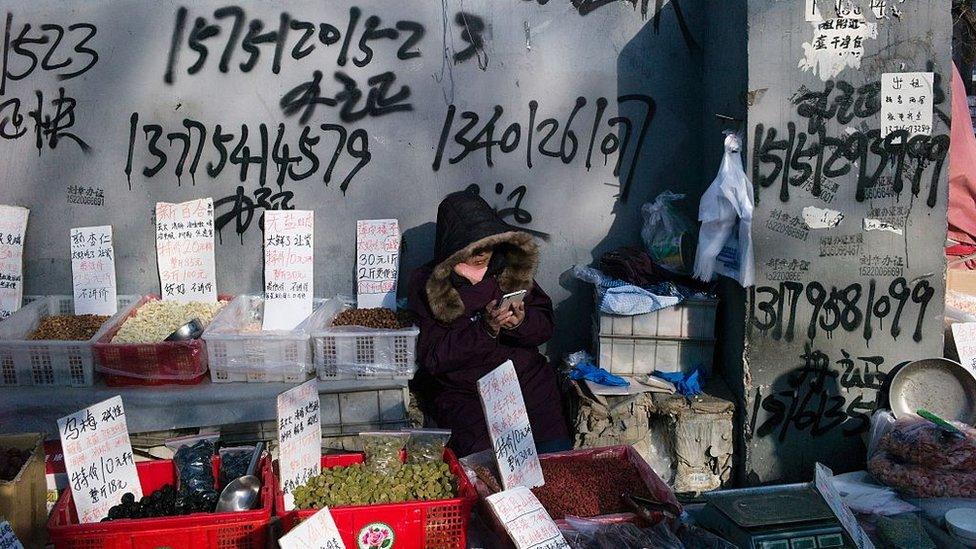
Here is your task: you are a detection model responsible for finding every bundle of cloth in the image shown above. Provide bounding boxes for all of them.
[868,417,976,498]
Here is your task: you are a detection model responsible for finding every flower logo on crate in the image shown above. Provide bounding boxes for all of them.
[357,522,395,548]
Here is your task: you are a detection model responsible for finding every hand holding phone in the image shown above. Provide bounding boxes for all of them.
[497,289,527,312]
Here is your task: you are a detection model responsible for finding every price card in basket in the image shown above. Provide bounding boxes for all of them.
[814,463,875,549]
[155,198,217,303]
[0,205,28,320]
[70,225,118,315]
[0,521,24,549]
[278,506,345,549]
[486,486,569,549]
[278,379,322,511]
[57,396,141,524]
[264,210,314,331]
[477,360,544,490]
[356,219,400,309]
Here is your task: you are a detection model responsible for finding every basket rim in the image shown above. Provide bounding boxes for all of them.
[46,455,274,536]
[275,449,478,522]
[0,294,142,346]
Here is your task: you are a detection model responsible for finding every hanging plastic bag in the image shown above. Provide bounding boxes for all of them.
[641,191,696,274]
[694,132,755,287]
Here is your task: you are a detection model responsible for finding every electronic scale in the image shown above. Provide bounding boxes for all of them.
[695,483,857,549]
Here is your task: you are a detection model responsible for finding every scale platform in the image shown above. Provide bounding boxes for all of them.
[696,483,856,549]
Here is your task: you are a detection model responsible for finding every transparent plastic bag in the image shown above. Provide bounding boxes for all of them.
[876,416,976,470]
[218,445,255,489]
[693,132,755,287]
[165,433,218,494]
[563,518,683,549]
[641,191,695,274]
[360,431,409,474]
[867,410,896,460]
[404,429,451,464]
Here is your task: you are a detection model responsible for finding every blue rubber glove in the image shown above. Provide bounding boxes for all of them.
[653,368,703,396]
[569,362,630,387]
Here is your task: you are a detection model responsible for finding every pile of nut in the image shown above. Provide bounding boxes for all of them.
[331,308,402,329]
[111,300,226,343]
[28,314,110,341]
[292,461,456,509]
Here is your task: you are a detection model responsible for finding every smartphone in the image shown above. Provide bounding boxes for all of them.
[498,289,528,311]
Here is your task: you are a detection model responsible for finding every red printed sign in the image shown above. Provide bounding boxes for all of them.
[356,219,399,309]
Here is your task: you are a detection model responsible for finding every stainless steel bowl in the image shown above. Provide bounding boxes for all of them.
[888,358,976,425]
[164,318,205,341]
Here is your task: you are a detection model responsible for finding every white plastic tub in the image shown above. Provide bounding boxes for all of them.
[310,300,418,381]
[203,295,335,383]
[597,295,718,339]
[0,295,138,387]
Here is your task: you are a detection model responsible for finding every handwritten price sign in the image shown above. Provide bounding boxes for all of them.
[70,225,117,315]
[278,506,344,549]
[155,198,217,303]
[278,379,322,511]
[263,210,314,331]
[486,487,568,549]
[478,360,544,489]
[356,219,400,309]
[57,396,140,524]
[0,205,28,320]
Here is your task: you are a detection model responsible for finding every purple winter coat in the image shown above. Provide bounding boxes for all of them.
[407,191,568,457]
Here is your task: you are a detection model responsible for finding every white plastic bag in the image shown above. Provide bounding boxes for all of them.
[694,132,755,287]
[829,471,917,516]
[641,191,695,274]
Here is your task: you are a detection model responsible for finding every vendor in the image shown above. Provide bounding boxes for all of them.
[408,190,570,457]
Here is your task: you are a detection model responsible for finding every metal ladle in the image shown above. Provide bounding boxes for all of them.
[215,441,265,512]
[164,318,205,341]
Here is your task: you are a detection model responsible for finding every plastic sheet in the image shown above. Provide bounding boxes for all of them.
[829,471,916,516]
[867,410,896,460]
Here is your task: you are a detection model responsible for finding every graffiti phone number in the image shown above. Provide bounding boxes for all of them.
[750,277,934,344]
[432,95,655,202]
[124,114,370,193]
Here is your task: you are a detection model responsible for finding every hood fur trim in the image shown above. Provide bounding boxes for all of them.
[425,231,538,324]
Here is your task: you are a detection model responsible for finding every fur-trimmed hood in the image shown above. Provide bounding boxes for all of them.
[425,191,538,324]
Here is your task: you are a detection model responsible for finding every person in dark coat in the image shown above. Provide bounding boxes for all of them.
[408,190,570,457]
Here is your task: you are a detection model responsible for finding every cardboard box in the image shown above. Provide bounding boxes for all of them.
[948,269,976,295]
[0,433,46,547]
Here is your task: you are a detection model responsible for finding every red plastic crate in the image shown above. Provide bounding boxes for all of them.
[465,445,682,540]
[92,294,231,386]
[47,455,273,549]
[276,450,477,549]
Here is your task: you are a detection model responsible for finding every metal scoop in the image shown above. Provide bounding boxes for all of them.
[215,442,264,512]
[164,318,205,341]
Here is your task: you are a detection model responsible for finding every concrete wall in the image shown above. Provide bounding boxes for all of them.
[743,0,951,483]
[0,0,714,360]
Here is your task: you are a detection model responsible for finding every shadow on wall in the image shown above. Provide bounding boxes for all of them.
[551,1,708,364]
